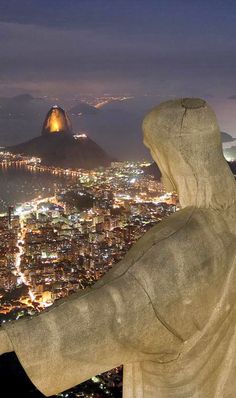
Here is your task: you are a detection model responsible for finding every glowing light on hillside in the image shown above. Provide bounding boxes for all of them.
[74,133,87,140]
[47,109,63,133]
[51,120,60,132]
[42,105,72,135]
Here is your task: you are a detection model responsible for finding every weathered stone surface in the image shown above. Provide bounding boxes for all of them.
[1,98,236,397]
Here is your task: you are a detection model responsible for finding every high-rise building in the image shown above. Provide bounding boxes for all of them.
[8,206,14,229]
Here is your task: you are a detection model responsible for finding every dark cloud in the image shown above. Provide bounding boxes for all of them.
[0,18,236,98]
[0,0,236,146]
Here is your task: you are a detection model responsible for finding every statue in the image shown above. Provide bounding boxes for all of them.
[1,98,236,398]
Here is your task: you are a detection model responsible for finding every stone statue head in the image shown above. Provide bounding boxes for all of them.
[142,98,236,210]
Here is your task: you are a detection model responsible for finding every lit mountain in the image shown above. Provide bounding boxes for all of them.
[0,94,235,161]
[7,105,113,169]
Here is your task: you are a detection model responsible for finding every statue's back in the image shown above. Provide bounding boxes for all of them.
[124,203,236,398]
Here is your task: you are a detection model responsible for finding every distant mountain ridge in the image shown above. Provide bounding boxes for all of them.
[0,94,235,160]
[69,102,99,115]
[7,133,113,169]
[221,131,236,143]
[144,160,236,180]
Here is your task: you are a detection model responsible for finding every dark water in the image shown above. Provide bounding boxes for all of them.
[0,165,72,212]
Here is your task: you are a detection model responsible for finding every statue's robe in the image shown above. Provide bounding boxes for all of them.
[3,204,236,398]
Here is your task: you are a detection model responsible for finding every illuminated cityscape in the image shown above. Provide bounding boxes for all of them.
[0,109,235,398]
[0,150,177,397]
[1,1,236,397]
[0,151,177,318]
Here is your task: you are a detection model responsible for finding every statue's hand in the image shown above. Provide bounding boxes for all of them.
[0,327,13,355]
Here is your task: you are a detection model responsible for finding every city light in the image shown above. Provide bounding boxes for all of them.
[74,133,88,140]
[0,151,177,318]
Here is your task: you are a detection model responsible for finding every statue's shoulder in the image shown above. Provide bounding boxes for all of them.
[125,206,196,262]
[95,206,197,285]
[127,206,236,340]
[95,205,233,289]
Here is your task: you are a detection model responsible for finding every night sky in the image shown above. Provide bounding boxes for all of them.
[0,0,236,151]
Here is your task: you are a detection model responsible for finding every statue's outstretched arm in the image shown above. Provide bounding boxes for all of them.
[0,270,175,396]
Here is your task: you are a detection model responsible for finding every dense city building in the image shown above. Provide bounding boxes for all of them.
[0,151,178,397]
